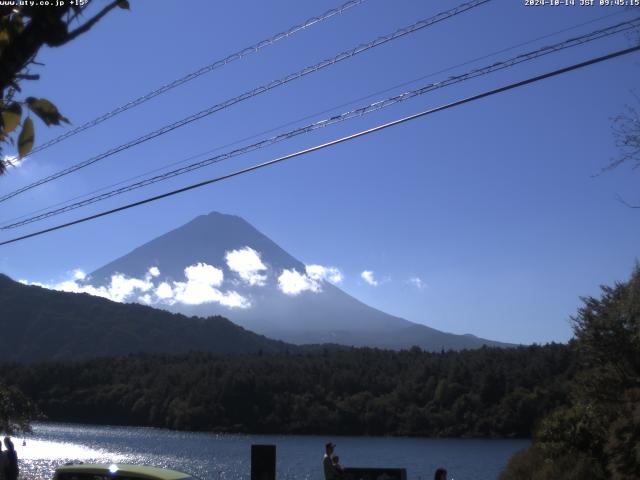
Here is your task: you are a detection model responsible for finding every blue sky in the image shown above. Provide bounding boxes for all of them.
[1,0,639,344]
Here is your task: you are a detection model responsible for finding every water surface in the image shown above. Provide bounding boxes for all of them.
[18,423,528,480]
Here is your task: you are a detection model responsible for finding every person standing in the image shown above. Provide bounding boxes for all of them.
[322,442,338,480]
[3,438,18,480]
[0,442,6,480]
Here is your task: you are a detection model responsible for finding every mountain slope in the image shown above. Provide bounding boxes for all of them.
[0,274,292,362]
[88,212,511,350]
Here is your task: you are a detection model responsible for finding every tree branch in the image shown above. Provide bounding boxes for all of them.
[0,3,124,92]
[64,1,122,44]
[15,73,40,81]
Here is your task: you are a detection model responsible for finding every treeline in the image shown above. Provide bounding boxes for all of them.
[1,343,574,438]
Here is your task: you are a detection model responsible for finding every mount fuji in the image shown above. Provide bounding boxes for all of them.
[86,212,510,350]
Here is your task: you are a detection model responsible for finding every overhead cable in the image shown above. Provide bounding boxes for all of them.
[3,6,626,229]
[1,44,637,247]
[0,0,491,204]
[24,0,368,158]
[4,17,638,230]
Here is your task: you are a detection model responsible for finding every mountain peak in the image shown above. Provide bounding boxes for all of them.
[89,211,302,285]
[84,212,511,351]
[195,211,246,223]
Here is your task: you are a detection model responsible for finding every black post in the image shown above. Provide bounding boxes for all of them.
[251,444,276,480]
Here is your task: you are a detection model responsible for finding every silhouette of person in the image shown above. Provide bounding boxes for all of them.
[0,441,5,480]
[434,468,447,480]
[3,438,18,480]
[322,442,338,480]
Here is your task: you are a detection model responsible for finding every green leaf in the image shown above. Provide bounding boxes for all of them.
[26,97,68,126]
[18,117,34,158]
[1,103,22,133]
[117,0,130,9]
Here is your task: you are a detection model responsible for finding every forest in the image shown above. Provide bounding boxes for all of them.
[1,343,574,438]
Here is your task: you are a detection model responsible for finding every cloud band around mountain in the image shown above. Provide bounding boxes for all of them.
[21,247,345,307]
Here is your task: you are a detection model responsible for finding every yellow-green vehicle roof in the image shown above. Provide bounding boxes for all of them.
[54,464,192,480]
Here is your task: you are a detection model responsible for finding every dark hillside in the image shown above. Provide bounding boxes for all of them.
[0,274,292,362]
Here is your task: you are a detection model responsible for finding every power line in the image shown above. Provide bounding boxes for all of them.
[2,7,628,229]
[0,0,491,205]
[23,0,368,158]
[4,17,638,230]
[1,44,637,247]
[353,7,633,105]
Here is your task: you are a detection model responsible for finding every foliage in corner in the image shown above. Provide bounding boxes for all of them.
[500,265,640,480]
[0,0,129,174]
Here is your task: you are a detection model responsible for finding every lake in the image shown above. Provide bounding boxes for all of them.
[17,423,528,480]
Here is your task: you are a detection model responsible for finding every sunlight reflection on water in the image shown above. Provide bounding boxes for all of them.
[19,438,128,480]
[20,439,125,461]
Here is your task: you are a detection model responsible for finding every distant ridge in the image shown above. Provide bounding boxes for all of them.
[88,212,512,351]
[0,273,293,362]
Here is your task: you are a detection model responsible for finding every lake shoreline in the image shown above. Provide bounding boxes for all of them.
[29,420,534,441]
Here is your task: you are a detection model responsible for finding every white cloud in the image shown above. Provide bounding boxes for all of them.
[155,282,174,300]
[225,247,267,286]
[147,266,160,278]
[171,262,249,308]
[408,277,426,289]
[32,273,153,302]
[108,274,154,302]
[277,263,344,296]
[361,270,379,286]
[184,263,223,287]
[138,294,153,305]
[306,264,343,284]
[217,290,251,309]
[22,251,347,309]
[172,266,222,304]
[72,269,86,281]
[172,280,217,305]
[278,269,321,296]
[172,280,249,308]
[22,261,249,309]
